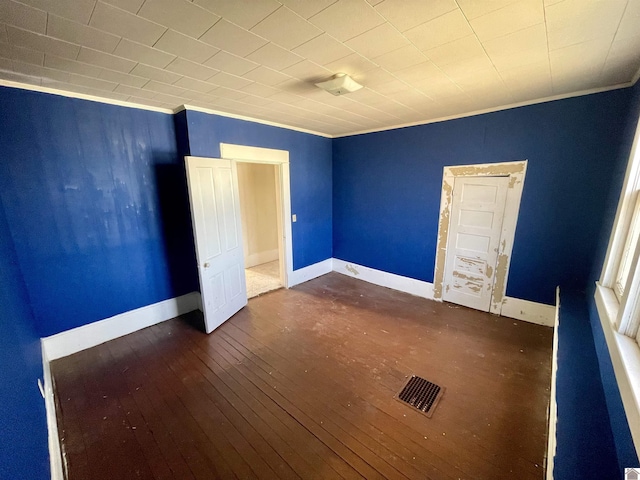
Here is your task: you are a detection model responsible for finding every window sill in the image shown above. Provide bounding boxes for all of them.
[594,283,640,458]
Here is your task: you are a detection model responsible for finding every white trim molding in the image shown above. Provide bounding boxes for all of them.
[41,343,64,480]
[595,283,640,458]
[288,259,333,287]
[42,292,200,361]
[433,160,528,315]
[546,287,561,480]
[501,297,556,327]
[332,258,434,299]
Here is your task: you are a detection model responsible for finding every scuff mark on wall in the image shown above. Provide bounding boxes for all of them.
[345,263,359,275]
[433,179,453,299]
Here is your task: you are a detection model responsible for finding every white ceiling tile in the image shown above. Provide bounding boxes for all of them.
[126,96,167,107]
[209,71,253,89]
[98,69,148,87]
[308,0,385,41]
[245,43,303,70]
[242,65,290,85]
[404,9,473,51]
[425,35,485,68]
[237,93,273,107]
[166,56,219,80]
[138,0,220,38]
[209,85,248,100]
[115,83,158,99]
[0,25,7,44]
[615,0,640,42]
[323,52,378,76]
[174,76,217,93]
[499,60,553,98]
[99,0,144,14]
[18,0,96,24]
[250,6,322,50]
[456,0,520,20]
[143,79,189,96]
[194,0,281,29]
[77,46,137,72]
[345,22,409,58]
[393,61,444,86]
[279,0,338,19]
[374,0,458,32]
[44,54,102,76]
[293,34,353,65]
[0,42,44,65]
[0,1,47,34]
[199,19,267,57]
[281,59,331,81]
[204,50,258,76]
[374,44,426,71]
[130,62,182,83]
[415,77,465,100]
[0,56,13,70]
[6,26,80,59]
[113,39,175,68]
[66,71,117,91]
[90,2,166,46]
[470,0,544,43]
[483,24,548,71]
[240,81,280,96]
[546,0,626,51]
[550,38,610,92]
[12,61,70,82]
[47,14,120,53]
[153,30,218,64]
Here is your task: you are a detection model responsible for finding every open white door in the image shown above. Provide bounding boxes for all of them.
[185,156,247,333]
[443,176,509,311]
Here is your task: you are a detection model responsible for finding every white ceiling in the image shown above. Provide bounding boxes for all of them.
[1,0,639,137]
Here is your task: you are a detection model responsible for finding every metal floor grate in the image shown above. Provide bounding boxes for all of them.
[395,375,444,418]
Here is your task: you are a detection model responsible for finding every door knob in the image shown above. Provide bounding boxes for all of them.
[203,262,210,268]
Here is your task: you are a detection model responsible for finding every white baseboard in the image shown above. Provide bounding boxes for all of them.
[288,258,333,287]
[501,296,556,327]
[332,258,434,300]
[42,292,200,361]
[41,344,64,480]
[546,287,560,480]
[245,249,279,269]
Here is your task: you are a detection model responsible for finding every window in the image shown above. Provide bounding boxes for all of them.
[595,111,640,454]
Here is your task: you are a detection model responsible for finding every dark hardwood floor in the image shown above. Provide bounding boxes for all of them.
[51,272,553,480]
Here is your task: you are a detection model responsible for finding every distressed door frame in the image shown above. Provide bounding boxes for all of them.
[433,160,527,314]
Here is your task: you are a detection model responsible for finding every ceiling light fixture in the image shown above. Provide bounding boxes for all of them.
[315,73,363,96]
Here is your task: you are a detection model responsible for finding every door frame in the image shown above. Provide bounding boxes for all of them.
[433,160,527,314]
[220,143,293,288]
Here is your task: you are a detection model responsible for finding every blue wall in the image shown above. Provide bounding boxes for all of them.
[333,89,635,305]
[184,110,333,270]
[0,87,198,337]
[0,196,49,479]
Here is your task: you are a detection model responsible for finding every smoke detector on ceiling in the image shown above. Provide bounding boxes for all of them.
[315,73,363,96]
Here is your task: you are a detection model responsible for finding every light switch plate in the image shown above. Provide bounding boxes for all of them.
[292,214,297,222]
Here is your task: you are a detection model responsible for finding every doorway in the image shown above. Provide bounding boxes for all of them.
[433,160,527,315]
[237,162,283,298]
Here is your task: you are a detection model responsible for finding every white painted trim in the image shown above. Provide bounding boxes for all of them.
[42,292,200,361]
[332,259,434,300]
[41,344,64,480]
[501,296,556,327]
[219,143,294,290]
[595,283,640,458]
[332,83,633,138]
[288,258,333,287]
[245,249,279,269]
[220,143,289,164]
[0,79,173,114]
[546,287,561,480]
[178,105,332,138]
[433,160,527,315]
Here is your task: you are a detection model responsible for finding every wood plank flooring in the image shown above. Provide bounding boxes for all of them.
[51,273,553,480]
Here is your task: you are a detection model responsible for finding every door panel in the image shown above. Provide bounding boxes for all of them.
[443,176,509,311]
[185,156,247,333]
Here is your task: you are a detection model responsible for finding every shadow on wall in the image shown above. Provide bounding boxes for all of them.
[153,158,199,297]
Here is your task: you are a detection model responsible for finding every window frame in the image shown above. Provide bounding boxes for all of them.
[595,110,640,458]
